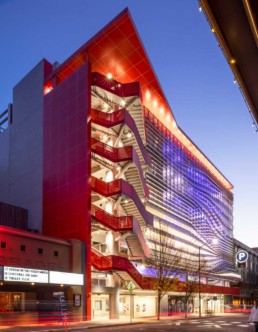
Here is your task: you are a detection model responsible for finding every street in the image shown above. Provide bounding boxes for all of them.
[88,316,251,332]
[0,314,252,332]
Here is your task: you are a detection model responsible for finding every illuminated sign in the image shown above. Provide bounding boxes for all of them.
[126,281,135,291]
[236,250,248,263]
[4,266,48,283]
[1,266,84,285]
[49,271,84,285]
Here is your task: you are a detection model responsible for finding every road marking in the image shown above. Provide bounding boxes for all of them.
[175,322,181,325]
[203,322,214,324]
[214,325,222,328]
[220,323,231,325]
[232,321,241,323]
[238,325,250,327]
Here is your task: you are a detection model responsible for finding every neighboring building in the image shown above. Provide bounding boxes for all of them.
[0,202,28,230]
[0,225,84,322]
[199,0,258,130]
[0,9,240,320]
[233,239,258,308]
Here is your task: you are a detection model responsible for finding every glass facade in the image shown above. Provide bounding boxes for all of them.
[144,108,235,275]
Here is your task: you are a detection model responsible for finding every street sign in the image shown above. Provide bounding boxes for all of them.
[127,281,135,291]
[236,250,248,263]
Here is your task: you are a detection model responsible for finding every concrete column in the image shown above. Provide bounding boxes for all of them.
[109,278,120,319]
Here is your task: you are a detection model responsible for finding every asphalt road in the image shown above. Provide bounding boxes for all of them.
[88,316,252,332]
[0,314,252,332]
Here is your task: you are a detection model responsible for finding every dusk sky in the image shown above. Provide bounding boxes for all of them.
[1,0,257,247]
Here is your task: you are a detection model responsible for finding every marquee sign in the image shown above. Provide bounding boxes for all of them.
[4,266,48,283]
[1,266,84,285]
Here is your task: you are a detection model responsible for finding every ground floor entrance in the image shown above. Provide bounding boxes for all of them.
[0,292,23,312]
[91,290,226,320]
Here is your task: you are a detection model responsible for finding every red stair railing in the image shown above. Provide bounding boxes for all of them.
[91,138,132,162]
[91,137,147,196]
[91,108,151,166]
[91,205,133,231]
[91,176,153,227]
[91,248,155,290]
[91,248,112,270]
[92,72,141,99]
[91,177,121,197]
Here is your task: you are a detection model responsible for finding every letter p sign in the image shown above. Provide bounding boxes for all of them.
[236,250,248,263]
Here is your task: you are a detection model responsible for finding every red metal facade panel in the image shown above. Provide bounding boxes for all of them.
[43,61,91,319]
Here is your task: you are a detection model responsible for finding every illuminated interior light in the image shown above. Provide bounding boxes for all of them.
[60,284,64,287]
[140,263,145,269]
[233,78,237,84]
[199,5,202,12]
[166,114,171,121]
[124,199,128,204]
[153,99,158,108]
[44,86,53,95]
[31,283,35,286]
[145,90,151,101]
[212,238,218,245]
[117,83,121,88]
[127,132,132,138]
[211,28,215,33]
[230,58,236,64]
[160,107,164,114]
[120,99,126,107]
[107,72,113,79]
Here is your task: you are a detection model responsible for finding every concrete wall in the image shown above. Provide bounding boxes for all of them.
[0,128,10,201]
[0,59,52,231]
[0,228,71,271]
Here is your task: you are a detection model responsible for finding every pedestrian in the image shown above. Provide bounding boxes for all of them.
[249,303,258,331]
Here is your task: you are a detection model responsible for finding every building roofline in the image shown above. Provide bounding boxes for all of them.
[0,225,71,246]
[45,8,233,191]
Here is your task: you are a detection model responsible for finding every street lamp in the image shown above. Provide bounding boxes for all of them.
[198,239,218,318]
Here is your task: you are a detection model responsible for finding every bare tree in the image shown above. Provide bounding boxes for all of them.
[145,225,185,320]
[144,222,207,319]
[181,272,200,318]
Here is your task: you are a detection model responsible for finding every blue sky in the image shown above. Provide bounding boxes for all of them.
[1,0,257,247]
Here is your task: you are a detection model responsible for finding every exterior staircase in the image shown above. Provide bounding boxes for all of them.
[91,248,153,290]
[91,205,149,258]
[91,176,153,228]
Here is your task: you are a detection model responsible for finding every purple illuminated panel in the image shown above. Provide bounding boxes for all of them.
[144,108,234,274]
